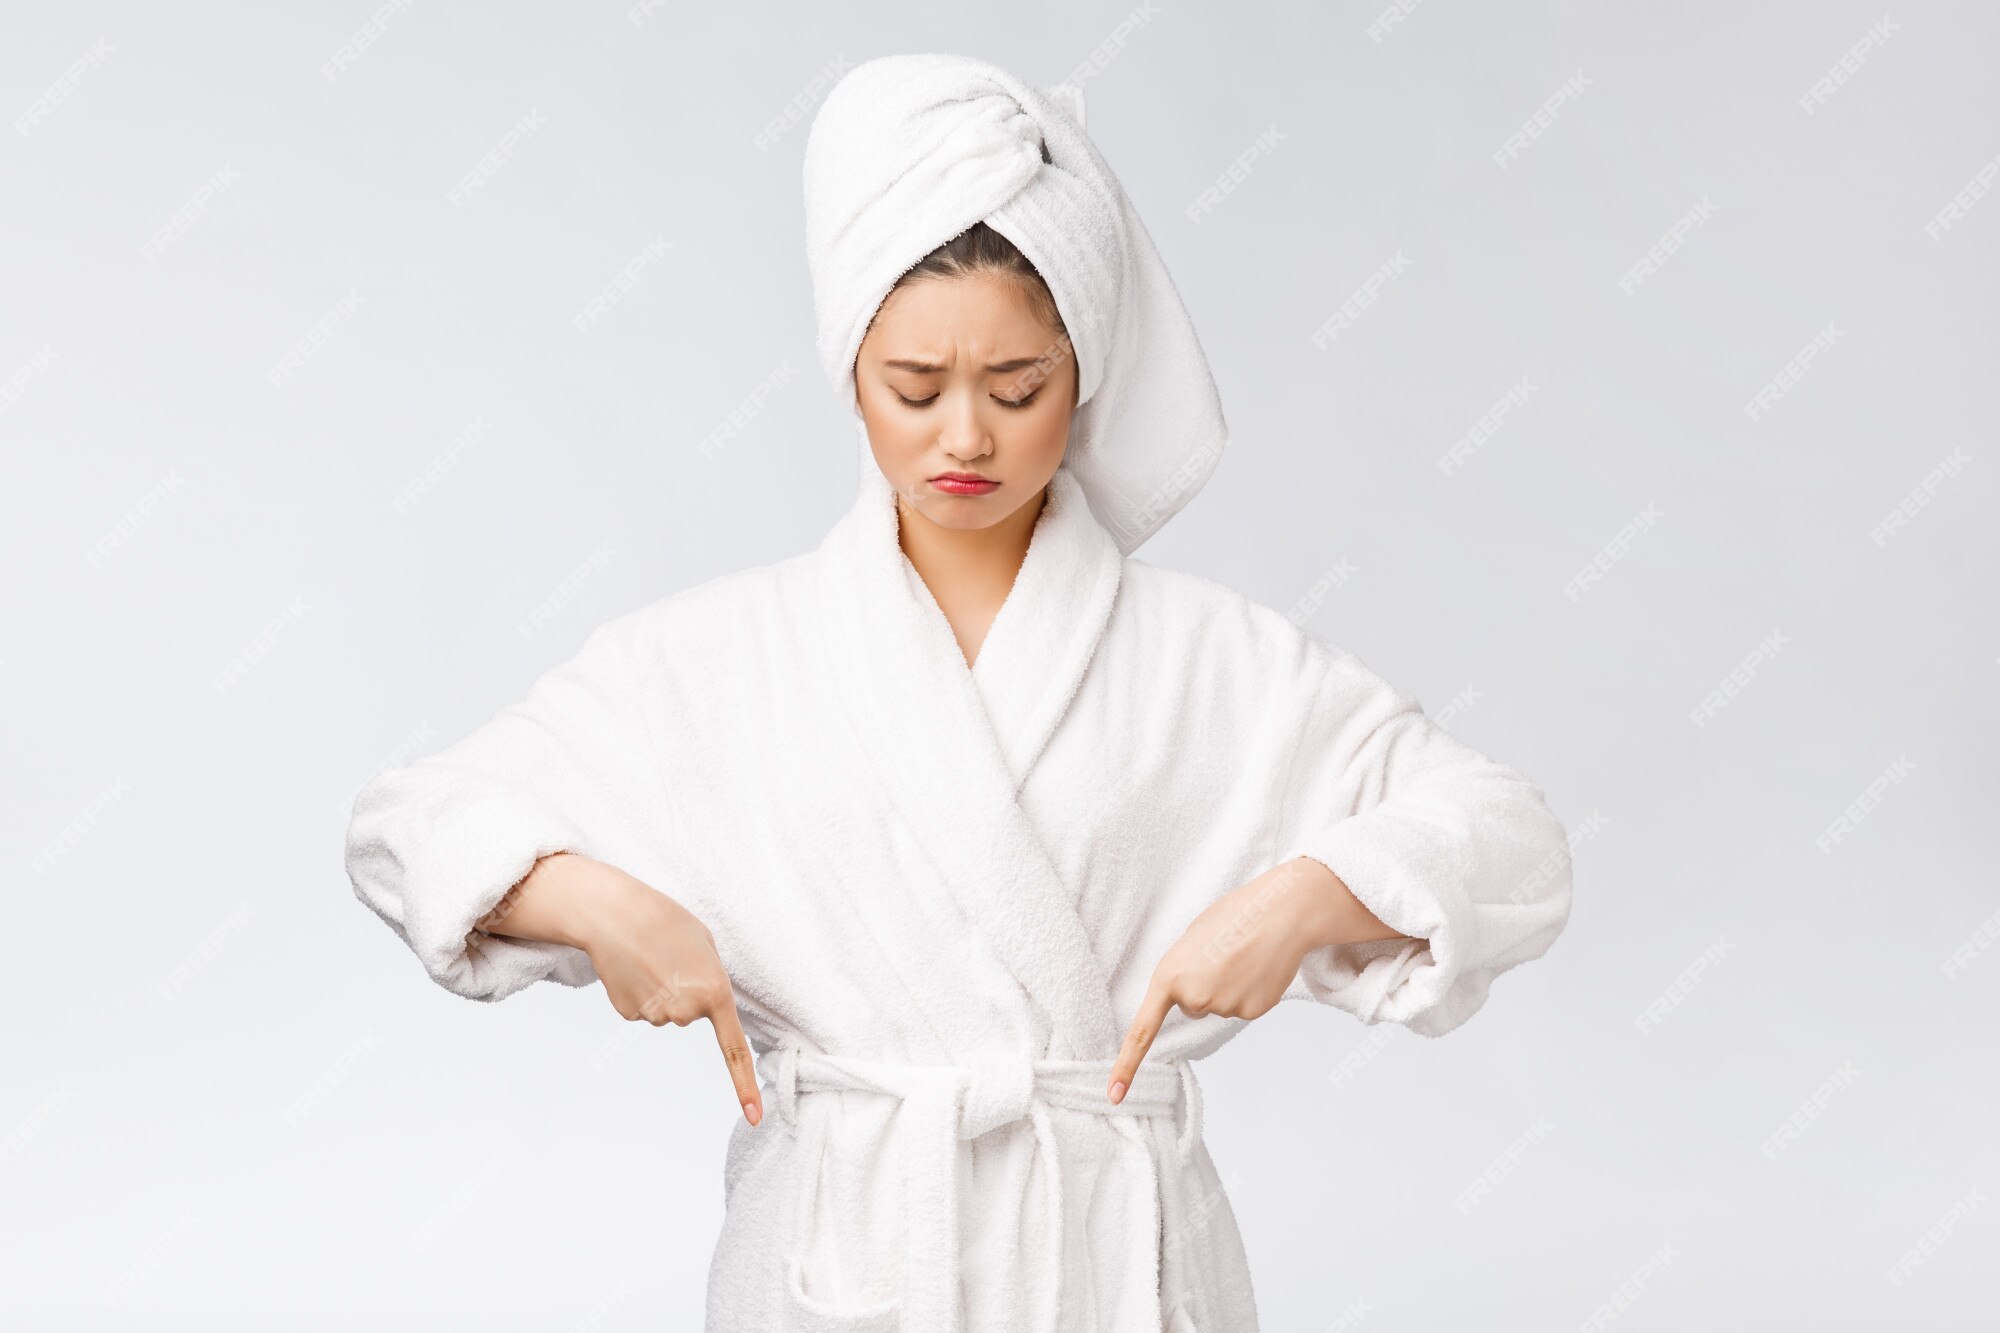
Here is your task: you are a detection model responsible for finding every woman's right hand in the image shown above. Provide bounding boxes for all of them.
[483,852,764,1126]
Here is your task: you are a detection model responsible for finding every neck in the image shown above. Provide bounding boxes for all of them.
[893,485,1049,666]
[896,484,1046,595]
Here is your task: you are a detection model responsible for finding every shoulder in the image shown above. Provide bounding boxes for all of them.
[582,550,817,668]
[1118,557,1420,723]
[1120,556,1337,678]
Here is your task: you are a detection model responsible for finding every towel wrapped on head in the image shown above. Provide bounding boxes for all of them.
[802,51,1229,555]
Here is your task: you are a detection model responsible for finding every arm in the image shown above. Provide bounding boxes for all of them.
[1282,854,1411,949]
[343,614,679,1003]
[474,850,624,949]
[1276,637,1573,1038]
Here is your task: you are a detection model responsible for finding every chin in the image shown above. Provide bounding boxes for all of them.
[911,494,999,527]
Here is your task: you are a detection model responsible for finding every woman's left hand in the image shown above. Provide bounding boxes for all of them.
[1105,856,1407,1104]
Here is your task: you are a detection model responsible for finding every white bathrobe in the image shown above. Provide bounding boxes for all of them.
[345,461,1573,1332]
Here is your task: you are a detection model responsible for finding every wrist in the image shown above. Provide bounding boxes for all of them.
[543,854,642,951]
[1282,855,1367,950]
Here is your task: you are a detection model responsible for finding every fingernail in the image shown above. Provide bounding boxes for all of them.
[1108,1080,1125,1104]
[744,1100,761,1126]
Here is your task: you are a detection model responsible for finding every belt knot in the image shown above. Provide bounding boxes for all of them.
[956,1055,1037,1140]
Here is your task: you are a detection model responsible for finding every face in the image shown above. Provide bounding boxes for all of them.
[853,268,1078,537]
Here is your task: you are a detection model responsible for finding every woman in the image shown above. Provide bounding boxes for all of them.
[345,53,1572,1333]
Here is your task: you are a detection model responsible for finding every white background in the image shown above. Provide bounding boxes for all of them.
[3,2,1995,1328]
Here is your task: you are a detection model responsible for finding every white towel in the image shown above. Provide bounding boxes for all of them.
[802,51,1229,555]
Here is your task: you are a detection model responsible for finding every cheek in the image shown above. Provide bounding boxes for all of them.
[856,384,900,432]
[859,390,929,476]
[1016,399,1073,452]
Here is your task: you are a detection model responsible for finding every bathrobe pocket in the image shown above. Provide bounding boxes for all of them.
[781,1109,902,1332]
[782,1253,901,1332]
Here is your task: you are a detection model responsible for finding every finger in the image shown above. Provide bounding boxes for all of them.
[637,981,675,1026]
[707,991,763,1126]
[1108,980,1175,1105]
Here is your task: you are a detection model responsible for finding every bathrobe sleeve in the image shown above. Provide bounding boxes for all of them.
[1275,631,1572,1038]
[343,613,673,1003]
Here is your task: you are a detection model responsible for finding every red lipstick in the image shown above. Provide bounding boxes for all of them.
[931,472,999,496]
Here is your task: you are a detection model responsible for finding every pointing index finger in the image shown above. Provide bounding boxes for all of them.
[707,991,762,1126]
[1108,980,1174,1105]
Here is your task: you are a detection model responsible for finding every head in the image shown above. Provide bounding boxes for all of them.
[852,222,1079,538]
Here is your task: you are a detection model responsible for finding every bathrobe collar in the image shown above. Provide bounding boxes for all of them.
[813,458,1124,1058]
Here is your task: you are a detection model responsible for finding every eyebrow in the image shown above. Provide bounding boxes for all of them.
[881,357,1044,375]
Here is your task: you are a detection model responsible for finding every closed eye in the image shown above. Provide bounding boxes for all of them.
[893,391,1040,410]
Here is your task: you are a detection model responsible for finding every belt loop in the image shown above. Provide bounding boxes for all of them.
[1173,1060,1203,1163]
[769,1044,800,1130]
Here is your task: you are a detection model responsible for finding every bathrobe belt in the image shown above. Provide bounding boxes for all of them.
[767,1044,1206,1333]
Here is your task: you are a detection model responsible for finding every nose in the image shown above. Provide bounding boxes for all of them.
[937,388,994,463]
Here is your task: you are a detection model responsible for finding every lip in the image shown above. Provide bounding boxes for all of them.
[930,472,999,495]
